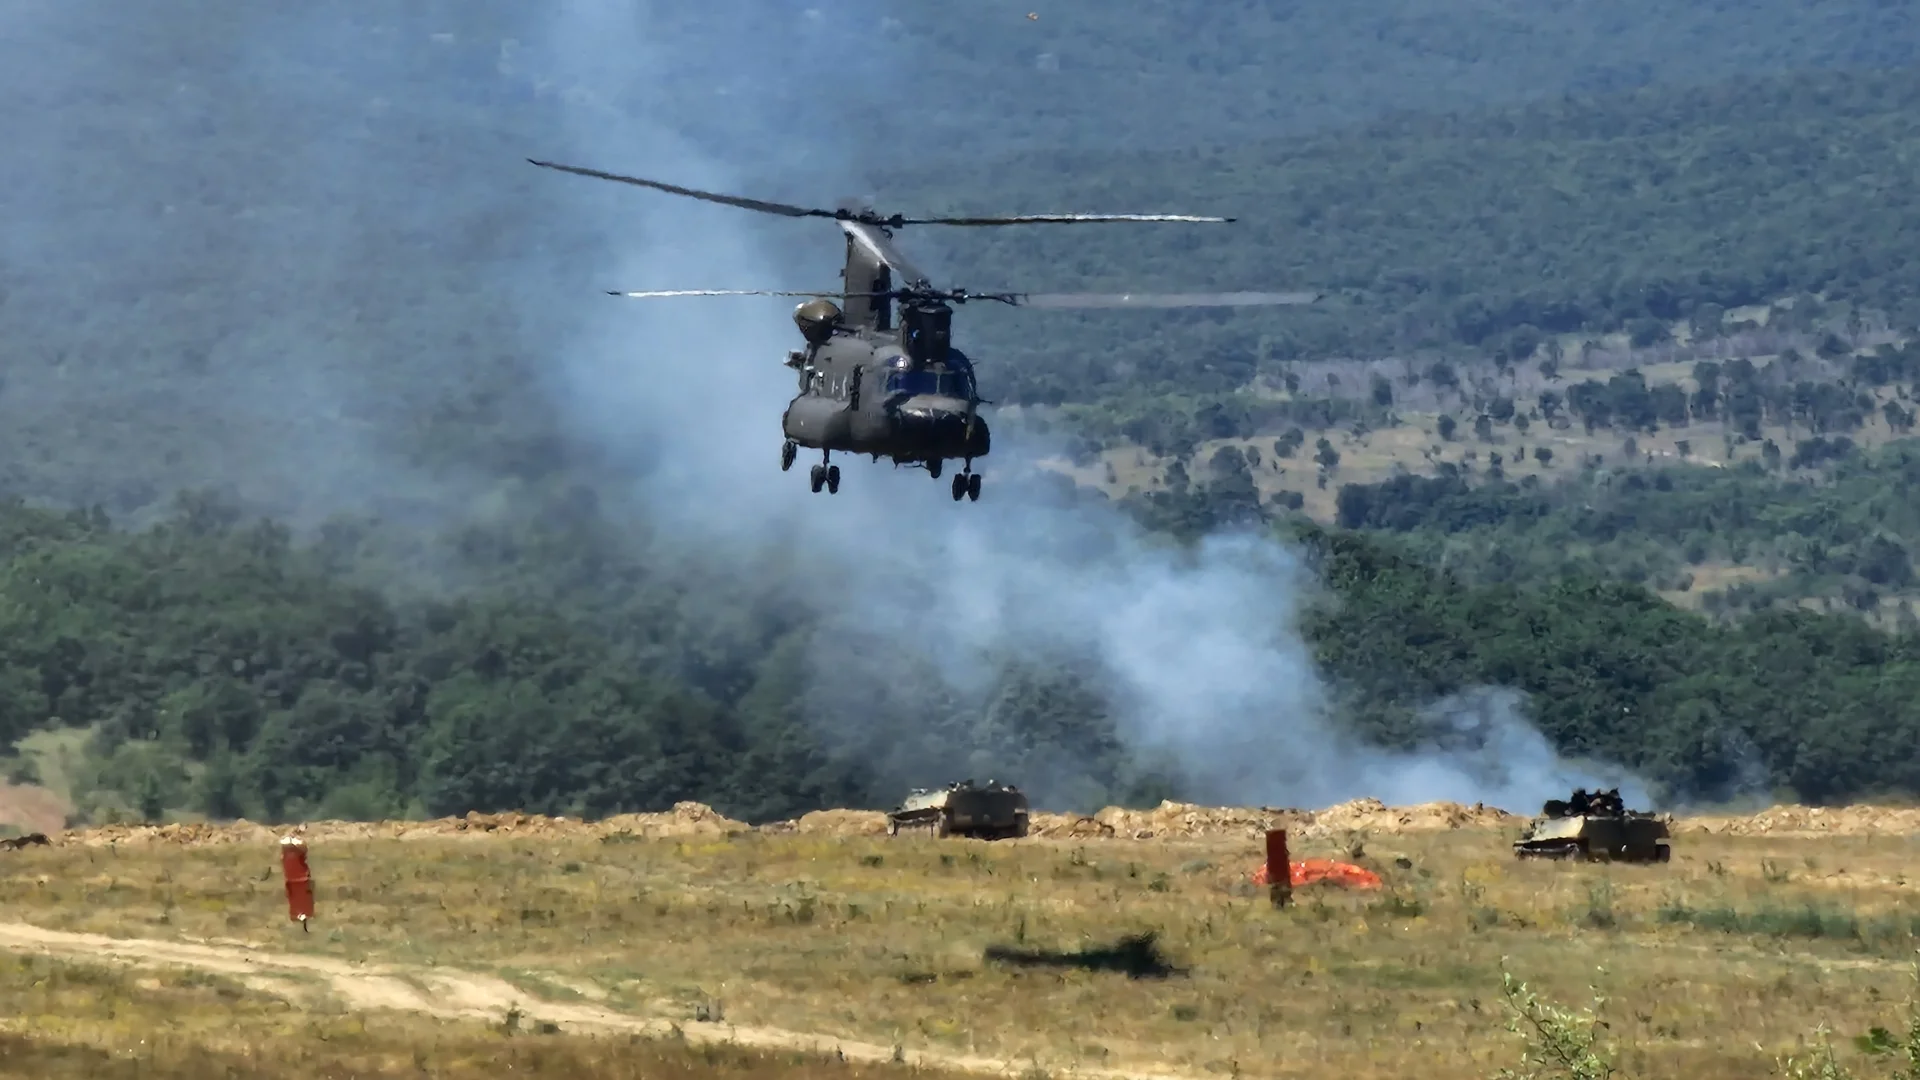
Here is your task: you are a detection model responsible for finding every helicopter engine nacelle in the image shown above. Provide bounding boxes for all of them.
[793,298,843,346]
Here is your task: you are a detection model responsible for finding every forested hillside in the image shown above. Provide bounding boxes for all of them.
[1329,430,1920,611]
[889,66,1920,410]
[6,8,1920,524]
[4,493,1919,829]
[10,4,1920,829]
[383,0,1920,155]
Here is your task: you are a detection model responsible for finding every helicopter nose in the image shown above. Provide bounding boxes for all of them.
[902,403,989,455]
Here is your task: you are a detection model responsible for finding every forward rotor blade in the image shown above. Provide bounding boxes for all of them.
[899,212,1236,225]
[529,159,840,220]
[606,288,845,299]
[527,160,1242,229]
[1002,290,1325,309]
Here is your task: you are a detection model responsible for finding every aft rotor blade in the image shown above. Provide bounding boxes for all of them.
[899,212,1237,225]
[529,159,841,220]
[1003,290,1324,309]
[604,288,912,302]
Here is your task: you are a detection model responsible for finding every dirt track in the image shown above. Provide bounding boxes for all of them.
[0,921,1188,1080]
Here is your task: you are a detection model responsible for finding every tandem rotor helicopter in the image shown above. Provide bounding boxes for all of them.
[529,158,1323,503]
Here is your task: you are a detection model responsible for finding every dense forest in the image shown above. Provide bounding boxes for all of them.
[889,65,1920,414]
[312,0,1920,156]
[4,488,1920,826]
[1328,433,1920,612]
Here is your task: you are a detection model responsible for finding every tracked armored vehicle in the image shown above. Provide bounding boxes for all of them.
[1513,788,1671,863]
[887,779,1030,840]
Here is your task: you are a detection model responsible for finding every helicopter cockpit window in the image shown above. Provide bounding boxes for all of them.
[885,370,969,398]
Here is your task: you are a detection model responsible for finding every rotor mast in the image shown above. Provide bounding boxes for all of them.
[839,223,894,332]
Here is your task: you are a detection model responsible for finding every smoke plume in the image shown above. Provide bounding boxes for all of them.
[512,2,1651,813]
[0,1,542,530]
[0,1,1652,814]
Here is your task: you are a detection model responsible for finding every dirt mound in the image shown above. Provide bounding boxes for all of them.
[56,802,749,848]
[596,802,749,839]
[1313,798,1520,833]
[1027,798,1512,841]
[64,820,282,848]
[778,809,891,837]
[1681,804,1920,837]
[1029,800,1309,841]
[45,796,1530,851]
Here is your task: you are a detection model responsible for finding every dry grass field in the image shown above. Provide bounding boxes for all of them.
[0,952,936,1080]
[3,800,1920,1079]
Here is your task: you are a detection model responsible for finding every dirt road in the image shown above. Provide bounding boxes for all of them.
[0,920,1184,1080]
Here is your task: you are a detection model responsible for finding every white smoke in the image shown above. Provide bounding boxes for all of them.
[507,2,1653,815]
[0,0,1655,815]
[0,0,517,530]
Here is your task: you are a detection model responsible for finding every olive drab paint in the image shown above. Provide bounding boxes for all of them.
[525,158,1322,504]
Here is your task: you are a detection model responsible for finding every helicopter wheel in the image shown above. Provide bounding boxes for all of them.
[826,465,841,494]
[781,440,797,472]
[928,459,942,480]
[966,473,982,502]
[809,464,825,493]
[950,473,966,502]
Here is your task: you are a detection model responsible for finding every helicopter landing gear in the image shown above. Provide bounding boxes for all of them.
[950,470,981,502]
[950,456,982,502]
[809,451,840,495]
[781,440,797,472]
[928,458,943,480]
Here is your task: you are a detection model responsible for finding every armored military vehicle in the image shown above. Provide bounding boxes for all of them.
[1513,787,1671,863]
[887,779,1030,840]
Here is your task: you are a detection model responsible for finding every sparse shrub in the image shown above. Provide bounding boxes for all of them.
[1497,953,1920,1080]
[1493,963,1619,1080]
[1580,881,1617,930]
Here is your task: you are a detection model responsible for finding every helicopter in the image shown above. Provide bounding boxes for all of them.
[528,158,1323,502]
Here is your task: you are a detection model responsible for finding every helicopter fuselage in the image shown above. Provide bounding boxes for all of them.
[781,328,991,466]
